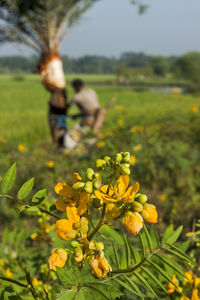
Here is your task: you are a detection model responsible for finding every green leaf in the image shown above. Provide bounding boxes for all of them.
[57,267,79,288]
[155,254,185,278]
[122,275,144,298]
[114,278,144,298]
[123,233,131,267]
[2,163,16,194]
[139,232,145,258]
[148,261,179,289]
[166,243,191,261]
[165,226,183,244]
[163,245,191,263]
[143,224,153,252]
[128,241,141,263]
[25,206,40,213]
[99,225,124,244]
[161,225,174,245]
[32,189,47,205]
[17,178,34,200]
[150,225,160,249]
[83,284,122,300]
[133,271,159,299]
[112,242,120,269]
[141,266,168,295]
[57,287,77,300]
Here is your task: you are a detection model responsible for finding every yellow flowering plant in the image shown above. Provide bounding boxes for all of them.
[0,153,193,299]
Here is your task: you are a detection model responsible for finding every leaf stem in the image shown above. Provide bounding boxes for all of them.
[0,276,27,288]
[88,203,106,241]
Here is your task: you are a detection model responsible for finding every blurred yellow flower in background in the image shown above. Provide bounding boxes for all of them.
[5,268,13,277]
[45,160,54,168]
[96,141,105,148]
[192,105,198,113]
[130,155,136,166]
[130,127,137,133]
[117,119,125,128]
[159,194,166,201]
[18,144,27,152]
[166,274,179,294]
[133,144,142,152]
[30,233,38,240]
[115,105,124,111]
[0,137,7,144]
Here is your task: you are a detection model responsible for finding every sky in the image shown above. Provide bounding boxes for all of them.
[0,0,200,57]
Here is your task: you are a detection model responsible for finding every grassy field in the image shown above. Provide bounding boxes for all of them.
[1,74,200,229]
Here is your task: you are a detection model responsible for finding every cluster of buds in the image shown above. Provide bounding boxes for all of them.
[48,152,158,278]
[72,168,101,194]
[96,152,132,175]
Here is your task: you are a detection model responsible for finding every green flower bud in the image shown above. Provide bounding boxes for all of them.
[74,221,81,230]
[74,247,83,257]
[93,198,103,208]
[71,241,80,248]
[73,181,85,191]
[115,153,123,162]
[123,153,131,163]
[104,156,111,165]
[94,172,100,178]
[96,242,104,251]
[65,230,77,239]
[120,164,130,175]
[96,159,106,169]
[86,168,95,180]
[80,217,88,233]
[89,240,96,250]
[131,201,143,213]
[84,181,93,194]
[93,179,101,190]
[137,194,148,204]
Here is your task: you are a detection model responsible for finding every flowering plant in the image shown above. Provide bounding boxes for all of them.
[0,152,192,299]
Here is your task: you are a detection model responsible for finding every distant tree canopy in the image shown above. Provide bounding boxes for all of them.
[174,52,200,83]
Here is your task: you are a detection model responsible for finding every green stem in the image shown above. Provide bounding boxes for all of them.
[111,247,162,274]
[38,207,59,220]
[25,268,40,300]
[0,276,27,288]
[88,203,106,241]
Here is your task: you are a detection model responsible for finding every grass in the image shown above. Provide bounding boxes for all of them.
[1,73,200,229]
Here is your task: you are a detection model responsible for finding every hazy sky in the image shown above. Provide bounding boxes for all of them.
[0,0,200,57]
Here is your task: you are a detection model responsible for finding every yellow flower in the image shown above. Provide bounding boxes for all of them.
[106,203,121,219]
[45,160,54,168]
[183,271,193,287]
[95,175,139,204]
[115,105,124,111]
[180,296,190,300]
[159,194,166,201]
[185,232,196,237]
[89,255,112,278]
[194,277,200,288]
[122,211,143,236]
[133,144,142,152]
[18,144,27,152]
[48,248,68,271]
[117,119,125,127]
[191,288,200,300]
[32,277,39,286]
[130,127,137,133]
[142,204,158,224]
[166,274,179,294]
[130,155,136,166]
[56,207,88,241]
[5,268,13,277]
[30,233,38,240]
[55,174,90,215]
[96,141,105,148]
[75,145,86,154]
[192,105,198,113]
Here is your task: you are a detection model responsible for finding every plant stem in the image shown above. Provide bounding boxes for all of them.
[111,247,162,274]
[88,203,106,241]
[0,276,27,288]
[25,268,40,300]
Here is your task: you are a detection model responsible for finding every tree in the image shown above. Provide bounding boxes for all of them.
[174,52,200,83]
[150,56,169,77]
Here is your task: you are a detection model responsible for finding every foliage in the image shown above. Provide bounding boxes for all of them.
[0,153,194,299]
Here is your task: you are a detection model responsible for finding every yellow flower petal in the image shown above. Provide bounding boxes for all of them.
[77,193,90,215]
[56,219,73,233]
[55,182,74,197]
[55,199,68,212]
[73,172,82,183]
[114,175,129,198]
[121,182,139,202]
[67,207,80,223]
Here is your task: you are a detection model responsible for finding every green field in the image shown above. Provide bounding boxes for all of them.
[1,73,200,229]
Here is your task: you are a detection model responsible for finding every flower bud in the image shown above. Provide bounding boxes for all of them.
[74,247,84,263]
[104,156,111,165]
[73,181,85,191]
[65,230,77,240]
[120,164,130,175]
[122,211,143,236]
[137,194,148,204]
[84,181,93,194]
[80,217,88,234]
[131,201,143,213]
[96,159,106,169]
[96,242,104,251]
[93,179,101,190]
[123,152,131,163]
[48,248,68,271]
[73,221,81,230]
[115,153,122,162]
[142,204,158,224]
[89,240,96,250]
[86,168,95,180]
[71,241,80,248]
